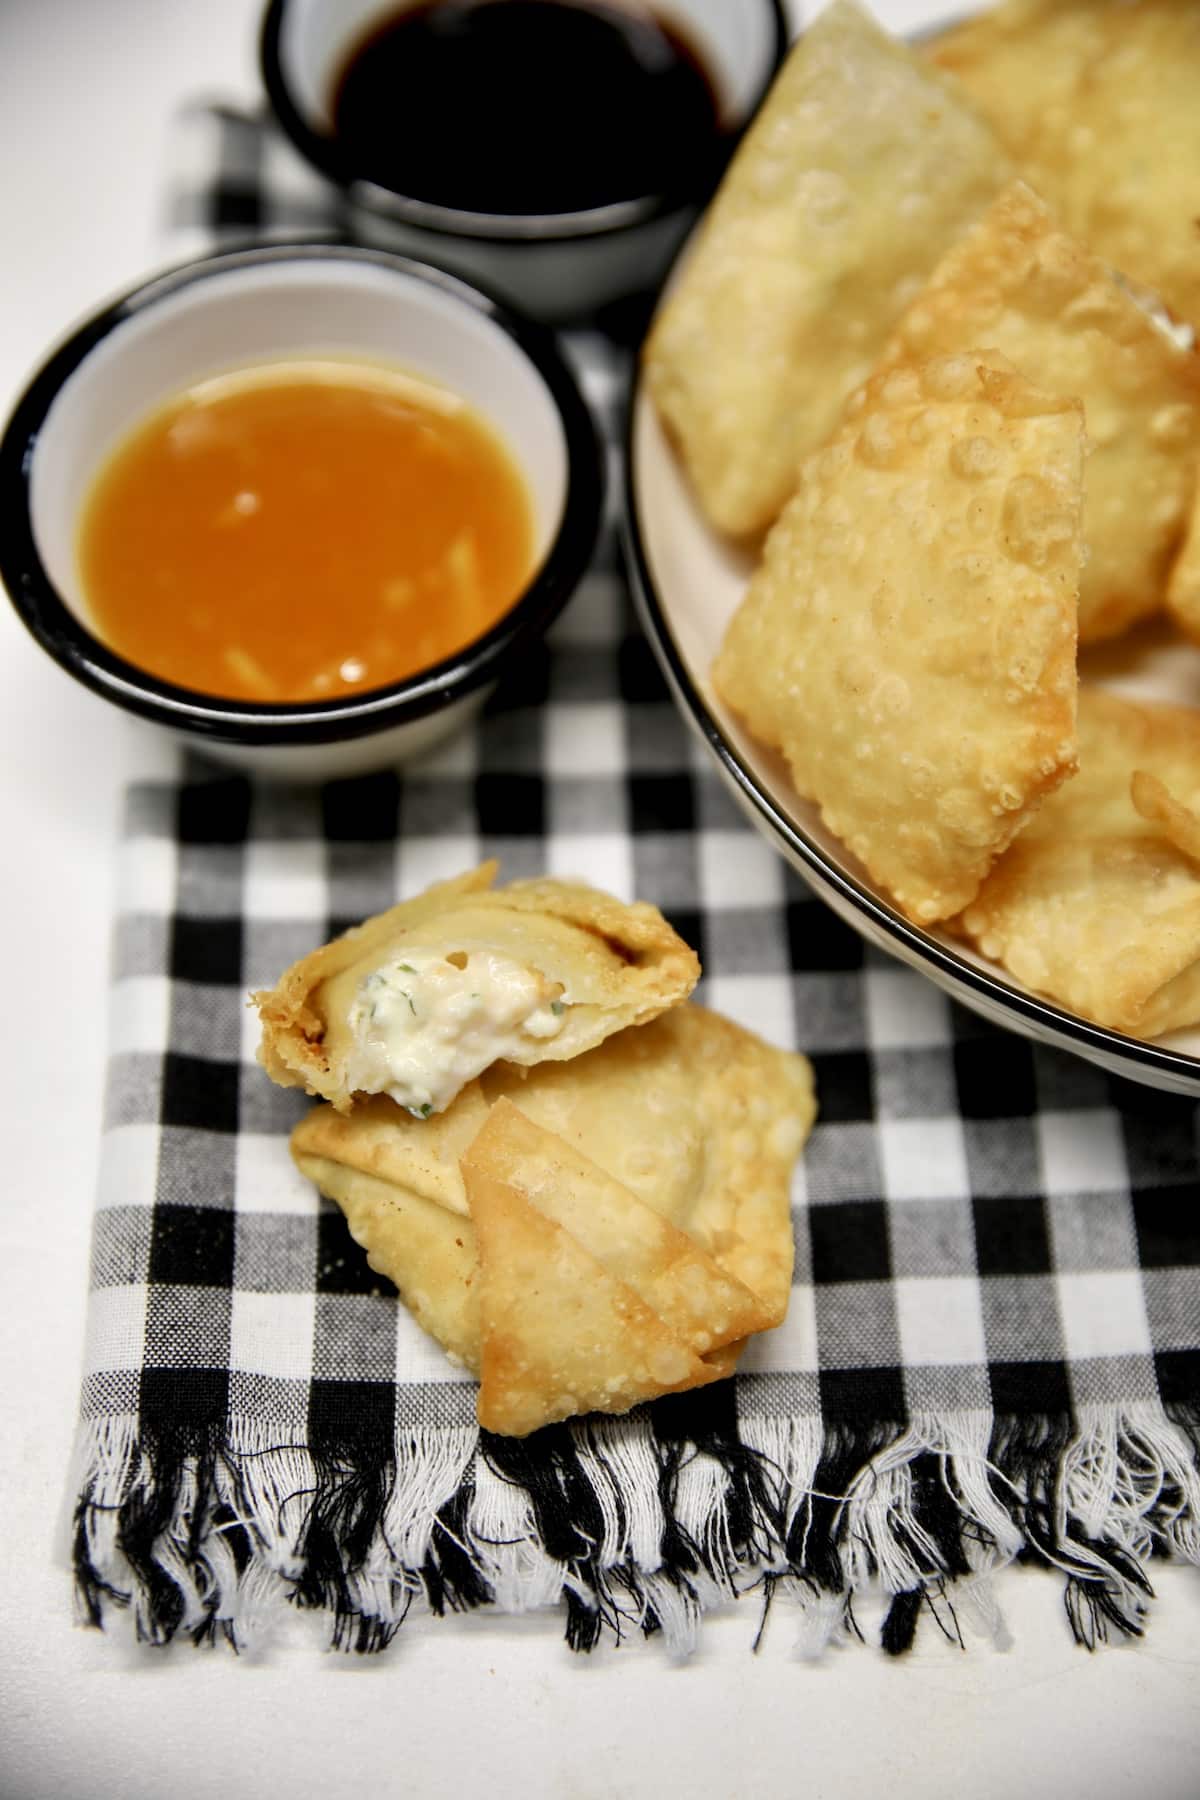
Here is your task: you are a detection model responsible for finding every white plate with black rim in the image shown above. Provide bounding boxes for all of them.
[623,381,1200,1098]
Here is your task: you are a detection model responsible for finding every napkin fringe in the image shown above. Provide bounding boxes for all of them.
[70,1397,1200,1655]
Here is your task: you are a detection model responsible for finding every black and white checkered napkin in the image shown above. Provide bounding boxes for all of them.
[71,107,1200,1656]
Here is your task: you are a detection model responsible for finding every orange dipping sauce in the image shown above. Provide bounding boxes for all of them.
[76,361,536,702]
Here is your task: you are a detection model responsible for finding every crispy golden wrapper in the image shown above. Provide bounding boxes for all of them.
[713,353,1084,925]
[254,863,699,1115]
[643,0,1010,538]
[290,1006,815,1426]
[958,689,1200,1037]
[468,1162,727,1439]
[295,1151,483,1370]
[930,0,1200,329]
[461,1098,775,1353]
[1166,489,1200,645]
[876,182,1200,644]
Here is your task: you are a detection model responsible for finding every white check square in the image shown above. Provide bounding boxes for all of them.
[399,835,482,891]
[84,1284,150,1374]
[745,1278,817,1375]
[235,1133,320,1216]
[243,838,327,922]
[97,1122,161,1212]
[879,1117,969,1202]
[395,1307,473,1383]
[865,967,951,1052]
[117,835,176,916]
[699,832,785,909]
[547,833,632,898]
[702,973,794,1050]
[230,1289,317,1382]
[544,700,624,778]
[1056,1270,1152,1361]
[107,975,172,1058]
[896,1276,987,1367]
[1038,1110,1128,1196]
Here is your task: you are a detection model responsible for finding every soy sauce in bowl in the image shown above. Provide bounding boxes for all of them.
[330,0,725,218]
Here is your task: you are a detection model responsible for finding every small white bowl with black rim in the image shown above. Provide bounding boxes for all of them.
[0,241,604,782]
[259,0,790,322]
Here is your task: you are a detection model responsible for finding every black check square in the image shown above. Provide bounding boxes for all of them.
[209,184,262,230]
[617,633,669,703]
[149,1205,236,1289]
[317,1205,398,1297]
[1132,1189,1200,1271]
[170,915,242,987]
[786,898,863,973]
[475,772,544,838]
[1153,1349,1200,1408]
[809,1200,891,1285]
[972,1194,1053,1278]
[160,1052,240,1135]
[628,773,694,835]
[819,1365,905,1423]
[140,1365,230,1431]
[321,773,401,842]
[309,1377,396,1455]
[953,1035,1038,1119]
[177,775,251,845]
[490,646,551,711]
[989,1360,1072,1416]
[1120,1100,1200,1192]
[809,1051,874,1125]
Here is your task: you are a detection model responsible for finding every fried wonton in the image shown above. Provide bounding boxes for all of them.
[1167,489,1200,646]
[254,863,699,1116]
[930,0,1200,330]
[290,1005,816,1427]
[643,0,1010,538]
[713,353,1085,925]
[876,182,1200,644]
[957,689,1200,1037]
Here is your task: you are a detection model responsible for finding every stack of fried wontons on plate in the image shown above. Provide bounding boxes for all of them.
[255,866,815,1435]
[645,0,1200,1042]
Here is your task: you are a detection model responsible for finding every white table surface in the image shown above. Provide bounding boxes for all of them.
[2,3,1198,1796]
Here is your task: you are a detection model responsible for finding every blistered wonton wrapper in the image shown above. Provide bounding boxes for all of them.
[958,690,1200,1038]
[876,182,1200,645]
[254,863,699,1116]
[643,0,1010,538]
[930,0,1200,330]
[714,353,1084,925]
[291,1005,816,1432]
[1167,489,1200,646]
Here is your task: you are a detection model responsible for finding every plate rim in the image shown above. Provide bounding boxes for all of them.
[622,378,1200,1097]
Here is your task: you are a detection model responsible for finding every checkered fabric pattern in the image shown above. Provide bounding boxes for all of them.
[70,105,1200,1656]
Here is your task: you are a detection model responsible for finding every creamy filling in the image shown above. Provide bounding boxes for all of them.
[345,947,567,1115]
